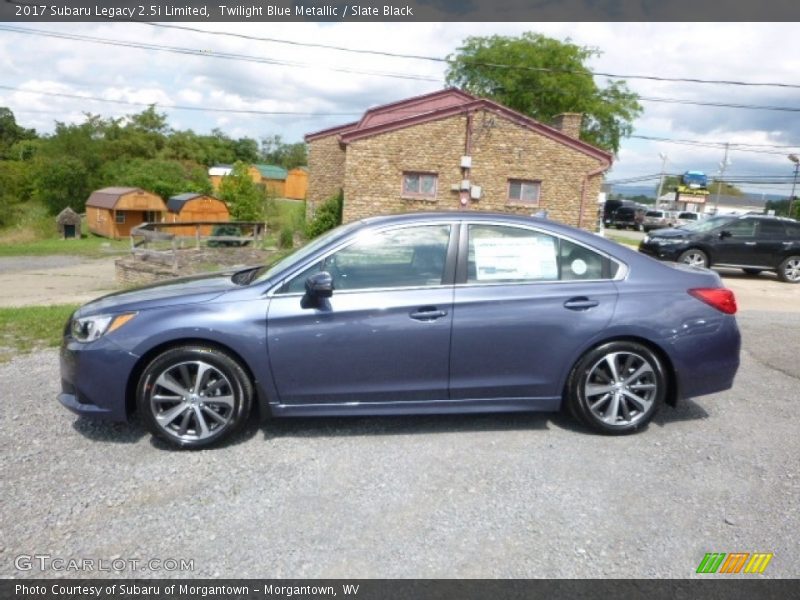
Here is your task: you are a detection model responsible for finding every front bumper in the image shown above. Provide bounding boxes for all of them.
[638,240,685,261]
[59,336,139,422]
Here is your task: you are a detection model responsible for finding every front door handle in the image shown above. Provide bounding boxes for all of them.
[410,307,448,321]
[564,297,599,311]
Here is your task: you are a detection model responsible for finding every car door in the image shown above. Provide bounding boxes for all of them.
[714,217,758,265]
[752,219,788,267]
[266,223,456,406]
[449,223,620,403]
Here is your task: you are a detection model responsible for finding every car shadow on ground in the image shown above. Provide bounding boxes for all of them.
[70,402,706,449]
[71,415,148,444]
[651,398,710,426]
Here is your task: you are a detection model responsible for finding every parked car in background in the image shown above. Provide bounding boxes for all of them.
[639,213,800,282]
[610,206,646,230]
[643,210,676,232]
[59,212,741,449]
[675,211,703,227]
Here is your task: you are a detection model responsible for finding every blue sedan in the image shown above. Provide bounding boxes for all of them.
[59,212,740,448]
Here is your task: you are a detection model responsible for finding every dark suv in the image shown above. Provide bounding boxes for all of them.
[610,206,645,231]
[639,214,800,283]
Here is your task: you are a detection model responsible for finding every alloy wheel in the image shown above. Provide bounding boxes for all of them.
[148,360,235,442]
[782,258,800,282]
[583,351,658,427]
[680,251,707,268]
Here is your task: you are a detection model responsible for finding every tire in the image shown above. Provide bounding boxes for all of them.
[136,345,253,449]
[742,268,762,276]
[778,255,800,283]
[677,248,709,268]
[566,341,666,435]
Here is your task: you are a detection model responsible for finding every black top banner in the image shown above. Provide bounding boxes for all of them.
[1,0,798,22]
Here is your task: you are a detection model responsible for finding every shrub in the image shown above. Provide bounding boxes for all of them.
[278,226,294,249]
[305,190,343,239]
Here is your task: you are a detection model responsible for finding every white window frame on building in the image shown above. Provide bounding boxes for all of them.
[401,172,438,200]
[507,179,541,206]
[115,212,126,224]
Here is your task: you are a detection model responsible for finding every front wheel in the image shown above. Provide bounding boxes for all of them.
[136,346,253,449]
[778,256,800,283]
[566,341,666,434]
[677,248,709,268]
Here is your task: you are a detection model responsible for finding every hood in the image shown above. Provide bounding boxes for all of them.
[76,270,244,317]
[648,227,690,239]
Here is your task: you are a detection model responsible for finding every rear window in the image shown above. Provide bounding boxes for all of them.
[646,211,662,217]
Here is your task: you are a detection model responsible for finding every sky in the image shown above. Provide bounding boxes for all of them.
[1,21,799,197]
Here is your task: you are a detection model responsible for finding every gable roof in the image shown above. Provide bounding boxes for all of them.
[86,187,146,209]
[305,88,612,163]
[254,164,288,180]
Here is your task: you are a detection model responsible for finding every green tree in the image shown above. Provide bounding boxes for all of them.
[261,135,307,169]
[218,161,264,221]
[0,107,36,159]
[445,33,642,153]
[34,156,90,214]
[100,158,211,200]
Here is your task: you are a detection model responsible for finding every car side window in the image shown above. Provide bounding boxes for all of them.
[467,225,559,283]
[465,224,619,284]
[784,222,800,239]
[723,219,757,238]
[280,225,451,293]
[758,220,786,238]
[559,239,619,280]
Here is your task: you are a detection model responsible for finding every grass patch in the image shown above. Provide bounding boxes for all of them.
[0,200,129,257]
[0,304,79,361]
[0,235,129,257]
[604,233,640,248]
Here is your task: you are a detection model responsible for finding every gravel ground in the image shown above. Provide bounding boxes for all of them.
[0,310,798,579]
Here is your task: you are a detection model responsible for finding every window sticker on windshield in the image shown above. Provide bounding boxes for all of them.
[473,236,558,281]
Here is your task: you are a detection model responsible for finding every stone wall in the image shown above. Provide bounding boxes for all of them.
[306,134,347,221]
[340,109,607,229]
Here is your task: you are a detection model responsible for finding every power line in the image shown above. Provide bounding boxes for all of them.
[137,22,800,90]
[0,84,364,116]
[4,25,800,117]
[0,25,441,83]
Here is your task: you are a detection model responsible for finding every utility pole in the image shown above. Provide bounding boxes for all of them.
[713,143,731,215]
[789,154,799,219]
[656,152,668,205]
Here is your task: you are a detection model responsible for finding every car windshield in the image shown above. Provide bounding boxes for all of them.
[677,215,735,233]
[250,220,362,284]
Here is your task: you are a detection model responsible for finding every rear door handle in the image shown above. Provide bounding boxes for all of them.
[564,297,599,311]
[744,242,757,246]
[410,307,448,321]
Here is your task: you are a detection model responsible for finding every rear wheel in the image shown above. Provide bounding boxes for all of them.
[677,248,709,268]
[136,346,253,449]
[567,341,666,434]
[778,256,800,283]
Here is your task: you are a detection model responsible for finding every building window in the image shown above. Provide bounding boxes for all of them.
[507,179,541,205]
[115,212,126,224]
[402,172,437,199]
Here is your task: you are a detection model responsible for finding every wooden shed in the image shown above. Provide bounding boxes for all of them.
[254,164,288,197]
[167,193,230,236]
[284,167,308,200]
[86,187,166,239]
[56,207,82,239]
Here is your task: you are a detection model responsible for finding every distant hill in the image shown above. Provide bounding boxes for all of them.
[608,184,785,202]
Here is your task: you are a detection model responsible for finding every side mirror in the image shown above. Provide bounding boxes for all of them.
[305,271,333,299]
[719,230,732,239]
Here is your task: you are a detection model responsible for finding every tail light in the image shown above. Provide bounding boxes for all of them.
[689,288,737,314]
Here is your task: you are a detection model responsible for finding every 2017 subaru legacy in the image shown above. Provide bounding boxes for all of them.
[59,212,740,449]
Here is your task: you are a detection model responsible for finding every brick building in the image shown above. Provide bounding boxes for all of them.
[305,89,612,229]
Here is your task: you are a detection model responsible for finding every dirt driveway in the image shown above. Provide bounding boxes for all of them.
[0,255,798,313]
[0,256,118,307]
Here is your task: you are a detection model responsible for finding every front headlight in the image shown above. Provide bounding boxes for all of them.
[656,238,684,245]
[70,313,137,343]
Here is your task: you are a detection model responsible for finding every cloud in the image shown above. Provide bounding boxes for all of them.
[1,21,797,193]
